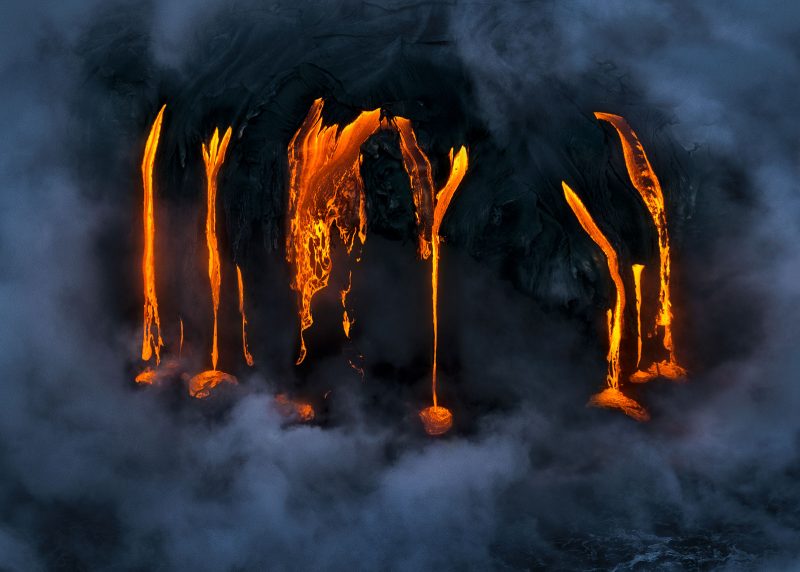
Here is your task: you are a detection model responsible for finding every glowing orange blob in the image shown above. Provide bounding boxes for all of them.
[595,112,686,380]
[632,263,645,369]
[419,405,453,436]
[286,98,385,364]
[236,265,255,367]
[141,104,166,365]
[188,370,237,399]
[562,181,648,421]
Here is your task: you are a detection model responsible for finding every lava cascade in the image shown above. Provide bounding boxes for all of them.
[285,98,385,364]
[236,265,255,367]
[562,181,649,422]
[140,104,166,366]
[595,112,686,382]
[188,126,238,399]
[397,139,468,436]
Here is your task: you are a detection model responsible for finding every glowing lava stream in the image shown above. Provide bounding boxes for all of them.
[395,141,468,435]
[236,265,255,367]
[140,104,166,367]
[189,126,237,399]
[286,98,385,364]
[595,112,686,382]
[631,264,645,369]
[562,182,649,422]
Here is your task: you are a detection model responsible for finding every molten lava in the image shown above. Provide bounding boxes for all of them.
[274,394,315,422]
[286,98,385,364]
[562,181,648,422]
[141,104,166,365]
[236,265,255,367]
[414,146,469,436]
[632,263,645,370]
[395,117,435,259]
[188,126,238,398]
[595,112,686,381]
[341,271,353,339]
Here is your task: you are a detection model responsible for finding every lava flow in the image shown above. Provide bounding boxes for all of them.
[188,126,238,399]
[400,141,468,436]
[632,263,645,370]
[595,112,686,382]
[562,181,649,422]
[236,265,255,367]
[140,104,166,367]
[286,98,384,364]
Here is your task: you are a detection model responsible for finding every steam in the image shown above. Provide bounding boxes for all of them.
[1,1,799,570]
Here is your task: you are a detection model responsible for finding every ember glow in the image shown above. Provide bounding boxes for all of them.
[236,265,255,367]
[562,181,649,422]
[188,126,238,398]
[286,98,384,364]
[274,393,315,423]
[140,104,166,366]
[595,112,686,381]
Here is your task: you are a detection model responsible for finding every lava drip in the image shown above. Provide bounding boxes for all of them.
[562,182,649,422]
[236,265,255,367]
[398,131,468,436]
[139,104,166,378]
[631,264,645,370]
[189,126,237,399]
[595,112,686,382]
[286,98,385,364]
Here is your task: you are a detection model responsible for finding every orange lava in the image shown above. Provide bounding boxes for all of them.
[632,263,645,370]
[341,271,353,338]
[201,126,232,371]
[563,181,648,421]
[188,370,237,399]
[286,98,385,364]
[274,394,315,422]
[562,181,626,392]
[588,387,650,422]
[419,405,453,436]
[429,148,468,408]
[236,265,255,367]
[134,369,157,385]
[595,112,686,380]
[395,117,435,259]
[397,125,468,434]
[141,104,166,365]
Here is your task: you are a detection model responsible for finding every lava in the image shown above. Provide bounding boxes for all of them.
[286,98,384,364]
[236,264,255,367]
[141,104,166,365]
[562,181,648,422]
[395,117,435,259]
[595,112,686,381]
[416,147,468,436]
[274,394,315,422]
[188,126,237,398]
[632,263,645,370]
[341,271,353,339]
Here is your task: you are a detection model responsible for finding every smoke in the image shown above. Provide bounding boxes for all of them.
[1,0,799,570]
